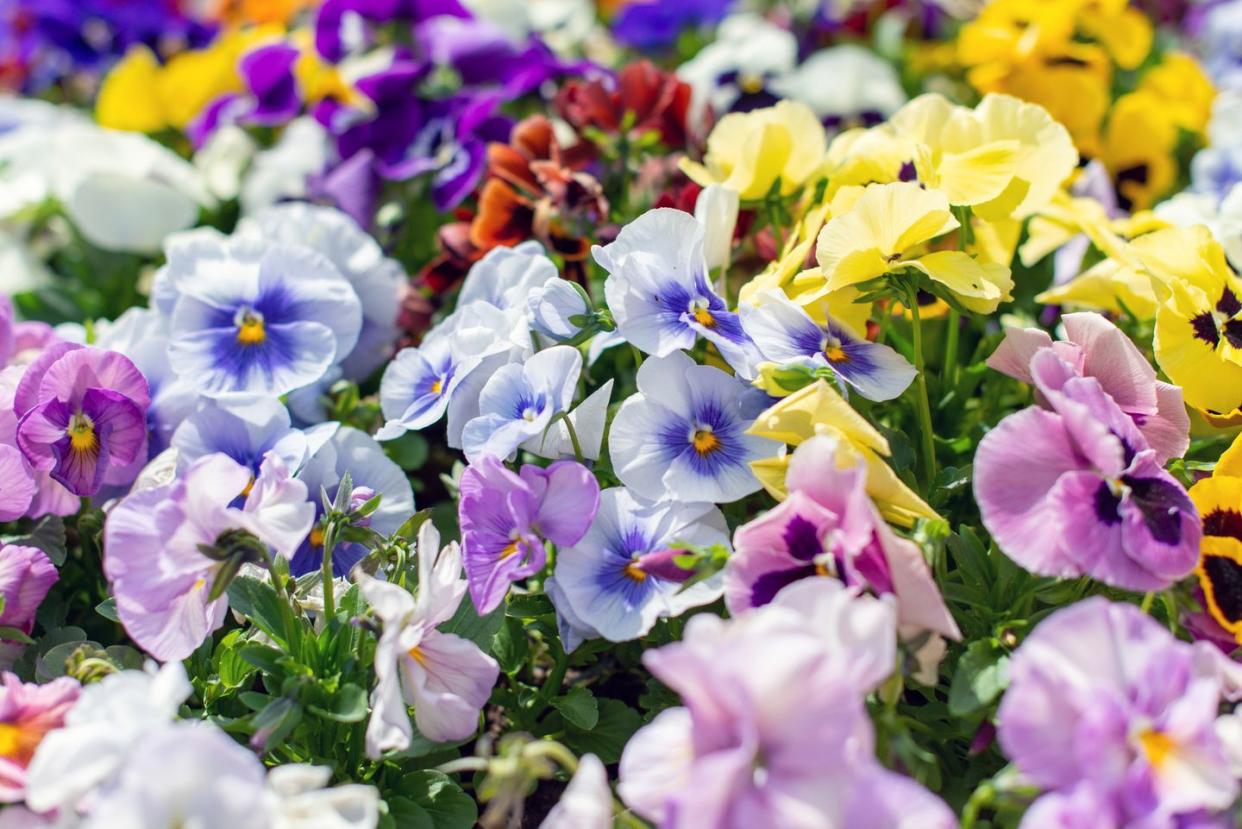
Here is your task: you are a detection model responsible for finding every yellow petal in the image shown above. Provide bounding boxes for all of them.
[1036,258,1159,319]
[96,46,167,133]
[907,250,1005,311]
[1216,433,1242,479]
[746,379,890,455]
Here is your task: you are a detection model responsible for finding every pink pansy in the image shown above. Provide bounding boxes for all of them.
[0,366,73,522]
[103,452,314,660]
[987,312,1189,463]
[0,545,58,670]
[0,674,80,803]
[725,434,960,640]
[360,521,499,756]
[14,345,151,497]
[617,581,954,829]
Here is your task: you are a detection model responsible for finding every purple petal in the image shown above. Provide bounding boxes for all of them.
[526,461,600,546]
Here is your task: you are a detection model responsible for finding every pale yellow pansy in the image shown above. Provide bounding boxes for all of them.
[747,380,939,527]
[680,100,827,201]
[814,181,1013,314]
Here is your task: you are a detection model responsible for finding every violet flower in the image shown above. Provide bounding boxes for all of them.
[617,580,955,828]
[998,598,1239,826]
[0,366,75,521]
[359,521,498,755]
[0,544,57,670]
[987,311,1190,463]
[103,452,314,660]
[975,349,1201,591]
[13,345,150,497]
[459,455,599,614]
[725,434,961,640]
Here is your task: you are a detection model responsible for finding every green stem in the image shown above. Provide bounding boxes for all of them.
[560,414,584,464]
[529,648,570,718]
[943,308,961,392]
[321,522,336,620]
[960,780,995,829]
[1140,591,1156,615]
[907,288,938,487]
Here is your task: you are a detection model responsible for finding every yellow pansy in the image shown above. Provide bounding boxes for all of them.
[1100,92,1178,212]
[212,0,316,25]
[97,28,280,132]
[1128,226,1242,416]
[1077,0,1155,71]
[1138,52,1214,136]
[746,380,939,527]
[1189,433,1242,643]
[885,93,1078,220]
[1036,258,1160,320]
[680,100,827,201]
[814,181,1013,314]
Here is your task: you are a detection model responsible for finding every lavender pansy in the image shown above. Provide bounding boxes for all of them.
[608,350,776,504]
[289,426,414,578]
[594,208,760,376]
[104,453,314,660]
[987,311,1190,463]
[359,521,498,755]
[459,455,599,614]
[975,349,1201,591]
[162,234,363,398]
[998,598,1239,826]
[547,488,729,645]
[460,345,582,463]
[741,289,916,402]
[171,397,321,475]
[14,346,150,497]
[0,365,73,520]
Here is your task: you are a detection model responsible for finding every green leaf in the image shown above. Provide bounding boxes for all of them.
[237,644,286,677]
[309,683,368,723]
[386,432,430,471]
[552,686,598,730]
[442,599,503,652]
[948,640,1010,717]
[250,696,302,753]
[227,575,289,647]
[394,508,435,542]
[562,698,641,764]
[394,771,477,829]
[3,516,67,565]
[490,616,528,675]
[504,593,554,618]
[94,597,119,623]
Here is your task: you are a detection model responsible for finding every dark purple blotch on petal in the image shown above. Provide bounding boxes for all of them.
[1123,475,1190,546]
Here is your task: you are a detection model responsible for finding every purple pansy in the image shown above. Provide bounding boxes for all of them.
[458,455,599,614]
[0,544,57,670]
[612,0,734,50]
[14,346,150,497]
[974,348,1200,591]
[998,598,1239,826]
[313,0,470,63]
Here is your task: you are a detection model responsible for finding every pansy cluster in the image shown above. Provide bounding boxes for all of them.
[0,1,1241,828]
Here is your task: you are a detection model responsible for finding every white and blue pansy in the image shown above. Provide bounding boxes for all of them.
[594,208,759,377]
[457,240,559,312]
[546,487,728,644]
[171,397,322,474]
[236,202,405,382]
[460,345,582,463]
[740,289,917,402]
[608,350,777,504]
[289,425,414,577]
[164,236,363,398]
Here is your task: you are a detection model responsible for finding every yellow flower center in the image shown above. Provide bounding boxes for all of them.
[430,378,443,395]
[824,345,850,364]
[67,413,98,454]
[1138,729,1176,769]
[407,645,428,666]
[692,306,716,328]
[235,310,266,346]
[0,722,41,763]
[623,562,648,582]
[739,73,764,94]
[692,428,720,456]
[240,476,255,498]
[309,526,325,548]
[499,540,520,559]
[192,577,207,592]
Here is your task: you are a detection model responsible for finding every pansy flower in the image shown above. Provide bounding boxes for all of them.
[987,311,1190,463]
[172,397,323,476]
[360,521,498,755]
[1189,433,1242,646]
[547,488,730,646]
[974,349,1200,591]
[459,456,599,614]
[998,598,1239,825]
[14,345,150,497]
[726,435,960,639]
[0,674,79,804]
[815,181,1014,314]
[740,289,916,402]
[289,426,414,578]
[104,452,314,660]
[595,208,760,375]
[460,345,583,463]
[0,544,57,670]
[609,351,776,504]
[161,235,363,398]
